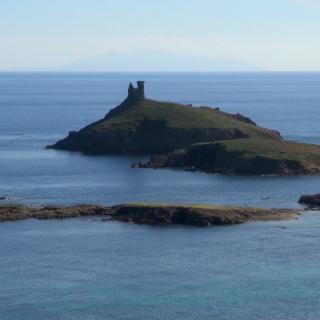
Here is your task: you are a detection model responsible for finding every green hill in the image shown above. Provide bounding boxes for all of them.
[48,81,281,154]
[134,138,320,175]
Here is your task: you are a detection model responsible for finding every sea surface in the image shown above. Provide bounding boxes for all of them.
[1,72,320,319]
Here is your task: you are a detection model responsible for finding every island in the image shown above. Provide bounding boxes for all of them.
[47,81,281,154]
[0,203,298,226]
[48,81,320,175]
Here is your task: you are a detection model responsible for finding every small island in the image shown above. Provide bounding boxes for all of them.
[48,81,320,175]
[47,81,280,154]
[0,203,298,226]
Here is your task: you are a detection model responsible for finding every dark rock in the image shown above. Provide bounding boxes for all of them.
[232,113,257,125]
[110,204,297,227]
[299,193,320,208]
[68,131,78,137]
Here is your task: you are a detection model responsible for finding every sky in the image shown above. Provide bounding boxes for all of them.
[0,0,320,71]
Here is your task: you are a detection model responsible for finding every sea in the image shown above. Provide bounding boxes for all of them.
[1,72,320,319]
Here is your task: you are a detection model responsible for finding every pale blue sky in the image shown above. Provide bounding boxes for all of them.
[1,0,320,70]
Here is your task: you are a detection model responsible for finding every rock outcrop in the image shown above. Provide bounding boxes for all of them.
[299,193,320,208]
[0,203,298,226]
[133,138,320,175]
[0,205,114,222]
[112,204,297,226]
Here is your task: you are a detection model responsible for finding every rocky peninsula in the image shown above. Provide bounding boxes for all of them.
[0,203,298,226]
[133,138,320,175]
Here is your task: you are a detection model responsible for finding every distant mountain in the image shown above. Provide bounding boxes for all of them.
[60,50,259,71]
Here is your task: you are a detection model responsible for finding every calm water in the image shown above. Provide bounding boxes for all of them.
[1,72,320,319]
[1,72,320,207]
[1,215,320,320]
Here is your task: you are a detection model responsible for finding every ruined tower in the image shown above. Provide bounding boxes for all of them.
[104,81,146,120]
[137,81,145,98]
[127,81,145,101]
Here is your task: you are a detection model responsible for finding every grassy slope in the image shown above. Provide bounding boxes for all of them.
[138,138,320,174]
[208,138,320,165]
[91,99,279,139]
[183,138,320,174]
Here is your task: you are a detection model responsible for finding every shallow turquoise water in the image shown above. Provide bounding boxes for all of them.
[1,214,320,320]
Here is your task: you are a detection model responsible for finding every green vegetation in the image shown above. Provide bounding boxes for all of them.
[138,138,320,175]
[197,138,320,164]
[95,99,277,136]
[49,95,280,154]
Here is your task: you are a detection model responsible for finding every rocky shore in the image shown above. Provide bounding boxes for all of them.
[299,193,320,208]
[0,203,299,227]
[133,139,320,175]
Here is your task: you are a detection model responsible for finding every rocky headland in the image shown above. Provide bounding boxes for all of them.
[133,138,320,175]
[0,203,298,226]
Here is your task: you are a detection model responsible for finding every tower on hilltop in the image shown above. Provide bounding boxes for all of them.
[128,81,145,101]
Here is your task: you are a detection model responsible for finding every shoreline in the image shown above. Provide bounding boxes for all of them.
[0,203,301,227]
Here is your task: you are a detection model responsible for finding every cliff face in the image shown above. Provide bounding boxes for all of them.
[133,138,320,175]
[47,82,281,154]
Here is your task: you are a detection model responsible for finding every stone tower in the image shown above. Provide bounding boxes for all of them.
[137,81,145,98]
[127,81,145,101]
[104,81,146,120]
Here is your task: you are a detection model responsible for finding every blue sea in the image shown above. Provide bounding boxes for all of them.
[1,72,320,319]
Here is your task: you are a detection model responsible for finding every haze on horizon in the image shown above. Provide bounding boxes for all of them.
[1,0,320,71]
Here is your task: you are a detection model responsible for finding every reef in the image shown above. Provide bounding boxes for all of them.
[0,203,298,226]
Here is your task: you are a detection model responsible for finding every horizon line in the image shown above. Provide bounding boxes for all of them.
[1,70,320,73]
